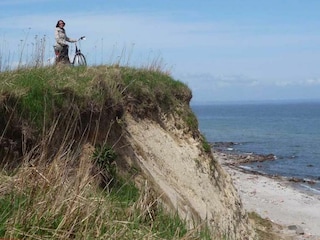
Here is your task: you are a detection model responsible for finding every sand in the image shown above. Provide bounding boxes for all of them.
[213,150,320,239]
[126,116,255,239]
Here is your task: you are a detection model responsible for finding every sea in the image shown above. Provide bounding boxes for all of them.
[191,101,320,195]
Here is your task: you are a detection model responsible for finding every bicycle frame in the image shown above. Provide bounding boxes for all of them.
[74,36,85,55]
[71,36,87,66]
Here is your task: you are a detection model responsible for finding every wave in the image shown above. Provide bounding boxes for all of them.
[299,183,320,194]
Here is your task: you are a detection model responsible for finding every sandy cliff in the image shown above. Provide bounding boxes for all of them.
[121,114,255,240]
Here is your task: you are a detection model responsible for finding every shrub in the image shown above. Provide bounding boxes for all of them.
[93,144,117,188]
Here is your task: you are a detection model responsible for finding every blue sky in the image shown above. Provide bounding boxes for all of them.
[1,0,320,103]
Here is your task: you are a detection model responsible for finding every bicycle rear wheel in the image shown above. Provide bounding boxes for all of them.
[72,53,87,66]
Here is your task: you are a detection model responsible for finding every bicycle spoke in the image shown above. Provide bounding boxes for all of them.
[73,53,87,66]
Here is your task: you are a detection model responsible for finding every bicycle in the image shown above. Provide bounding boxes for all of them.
[54,36,87,66]
[71,36,87,66]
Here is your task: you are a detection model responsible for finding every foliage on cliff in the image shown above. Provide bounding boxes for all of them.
[0,65,211,239]
[0,66,194,127]
[0,65,199,166]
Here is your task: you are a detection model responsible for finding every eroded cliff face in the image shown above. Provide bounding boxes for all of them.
[0,67,255,239]
[121,114,255,240]
[0,103,255,239]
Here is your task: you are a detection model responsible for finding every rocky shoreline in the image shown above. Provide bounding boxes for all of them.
[212,147,320,239]
[212,142,318,186]
[212,141,276,164]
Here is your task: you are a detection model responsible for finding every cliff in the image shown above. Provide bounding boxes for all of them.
[124,115,254,239]
[0,66,254,239]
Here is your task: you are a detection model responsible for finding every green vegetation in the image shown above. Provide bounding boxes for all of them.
[0,158,204,239]
[248,212,284,240]
[0,66,196,131]
[201,135,212,154]
[93,143,118,186]
[0,65,211,239]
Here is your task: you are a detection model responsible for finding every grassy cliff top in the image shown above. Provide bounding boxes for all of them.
[0,65,196,131]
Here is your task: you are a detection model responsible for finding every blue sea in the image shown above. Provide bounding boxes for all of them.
[192,101,320,194]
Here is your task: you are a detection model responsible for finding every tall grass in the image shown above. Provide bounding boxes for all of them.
[0,33,48,71]
[0,63,196,132]
[0,57,211,239]
[0,103,210,239]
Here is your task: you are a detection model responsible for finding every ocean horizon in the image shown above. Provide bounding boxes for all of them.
[192,100,320,194]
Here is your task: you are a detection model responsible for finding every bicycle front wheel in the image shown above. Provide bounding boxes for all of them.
[72,53,87,66]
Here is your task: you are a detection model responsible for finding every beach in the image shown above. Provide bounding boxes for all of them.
[213,150,320,240]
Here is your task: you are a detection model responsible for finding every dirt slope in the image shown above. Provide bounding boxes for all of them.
[123,114,255,240]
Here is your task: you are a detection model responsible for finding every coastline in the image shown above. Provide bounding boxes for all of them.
[213,149,320,239]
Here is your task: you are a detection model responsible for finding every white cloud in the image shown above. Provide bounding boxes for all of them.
[303,78,320,85]
[0,0,52,6]
[274,78,320,87]
[3,9,320,52]
[180,72,259,89]
[274,81,293,87]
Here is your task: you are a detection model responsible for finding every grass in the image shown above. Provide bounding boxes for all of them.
[248,212,284,240]
[0,138,210,239]
[0,65,195,131]
[0,64,212,239]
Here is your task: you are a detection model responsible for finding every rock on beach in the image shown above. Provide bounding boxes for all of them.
[212,148,320,239]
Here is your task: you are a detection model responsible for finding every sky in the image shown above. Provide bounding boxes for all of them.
[1,0,320,104]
